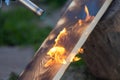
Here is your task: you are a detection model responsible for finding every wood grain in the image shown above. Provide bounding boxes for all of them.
[18,0,112,80]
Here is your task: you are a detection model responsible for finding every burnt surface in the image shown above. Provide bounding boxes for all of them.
[83,0,120,79]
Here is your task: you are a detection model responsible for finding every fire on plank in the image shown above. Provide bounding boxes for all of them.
[44,5,94,67]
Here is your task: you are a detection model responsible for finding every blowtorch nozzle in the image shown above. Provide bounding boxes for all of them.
[19,0,44,16]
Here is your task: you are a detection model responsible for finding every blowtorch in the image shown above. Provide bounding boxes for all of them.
[0,0,44,16]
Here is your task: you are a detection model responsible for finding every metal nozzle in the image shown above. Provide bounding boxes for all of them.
[19,0,44,16]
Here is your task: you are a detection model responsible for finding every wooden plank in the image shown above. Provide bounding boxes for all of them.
[18,0,112,80]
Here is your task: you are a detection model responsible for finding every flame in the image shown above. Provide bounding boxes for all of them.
[78,48,84,54]
[45,5,93,67]
[44,47,66,67]
[47,47,66,64]
[84,5,94,22]
[55,28,67,44]
[71,48,84,62]
[85,5,90,18]
[73,57,81,62]
[44,28,67,67]
[78,5,94,26]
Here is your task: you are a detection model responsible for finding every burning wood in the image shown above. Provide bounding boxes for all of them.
[45,5,91,67]
[45,6,91,67]
[18,0,112,80]
[44,47,66,67]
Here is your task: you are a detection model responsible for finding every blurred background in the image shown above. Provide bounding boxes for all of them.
[0,0,97,80]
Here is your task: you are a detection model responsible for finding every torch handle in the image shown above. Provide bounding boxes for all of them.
[19,0,44,16]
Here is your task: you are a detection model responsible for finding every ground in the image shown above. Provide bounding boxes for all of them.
[0,47,34,80]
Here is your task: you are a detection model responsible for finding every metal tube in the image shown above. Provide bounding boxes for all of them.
[19,0,44,16]
[0,0,2,8]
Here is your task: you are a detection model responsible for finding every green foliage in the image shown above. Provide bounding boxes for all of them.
[8,72,18,80]
[0,7,52,47]
[70,53,86,68]
[71,58,86,68]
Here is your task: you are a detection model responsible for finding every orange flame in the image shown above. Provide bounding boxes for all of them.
[85,5,90,19]
[72,57,81,62]
[44,28,67,67]
[71,48,84,62]
[84,5,94,22]
[78,5,94,26]
[44,47,66,67]
[47,47,66,64]
[78,48,84,54]
[85,5,91,21]
[55,28,67,44]
[45,5,92,67]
